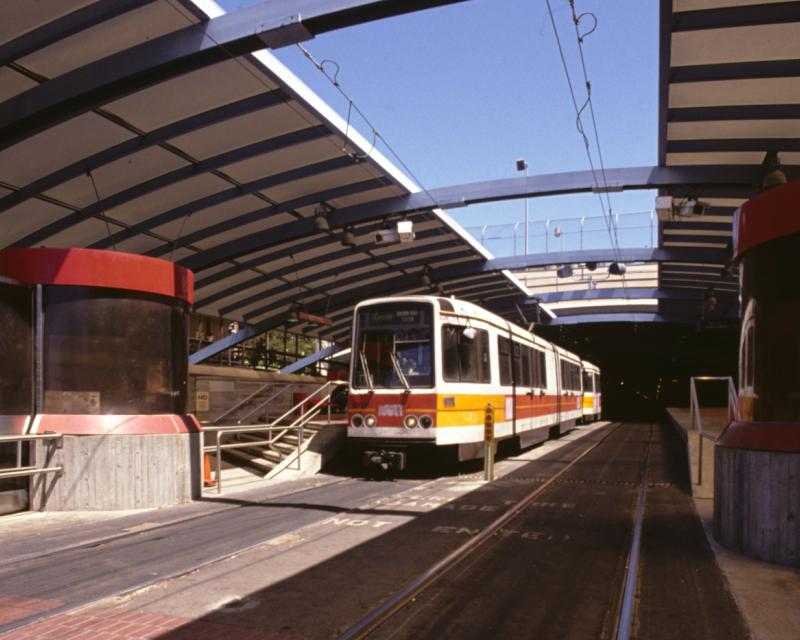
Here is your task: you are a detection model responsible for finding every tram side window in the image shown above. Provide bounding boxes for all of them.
[582,370,593,392]
[442,326,490,383]
[498,337,512,386]
[560,360,581,391]
[594,373,601,393]
[520,344,532,386]
[532,349,547,388]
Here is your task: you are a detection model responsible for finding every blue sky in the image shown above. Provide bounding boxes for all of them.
[218,0,660,248]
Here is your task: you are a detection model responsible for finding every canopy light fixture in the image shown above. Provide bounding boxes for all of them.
[421,265,432,288]
[313,203,333,232]
[341,226,356,247]
[556,265,573,279]
[286,303,301,325]
[608,262,627,276]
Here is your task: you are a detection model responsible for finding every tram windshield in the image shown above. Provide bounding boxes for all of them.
[353,302,433,389]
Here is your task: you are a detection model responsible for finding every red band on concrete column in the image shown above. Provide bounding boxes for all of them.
[734,179,800,260]
[717,420,800,453]
[31,414,202,435]
[0,248,193,304]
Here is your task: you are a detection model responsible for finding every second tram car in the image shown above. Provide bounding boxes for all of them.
[347,296,600,470]
[581,360,602,423]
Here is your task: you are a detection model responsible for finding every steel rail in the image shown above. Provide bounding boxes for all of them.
[614,423,653,640]
[337,422,623,640]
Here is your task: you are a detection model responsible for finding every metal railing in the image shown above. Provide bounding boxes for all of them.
[211,382,295,426]
[203,380,346,494]
[689,376,739,486]
[466,210,656,257]
[0,433,63,481]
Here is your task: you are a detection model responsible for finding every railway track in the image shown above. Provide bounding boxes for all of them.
[338,421,652,640]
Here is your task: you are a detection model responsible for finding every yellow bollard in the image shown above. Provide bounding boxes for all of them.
[484,403,495,481]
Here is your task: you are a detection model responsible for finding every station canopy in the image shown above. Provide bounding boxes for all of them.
[1,0,800,351]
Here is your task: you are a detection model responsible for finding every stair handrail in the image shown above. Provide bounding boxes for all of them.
[210,381,293,426]
[235,383,296,425]
[203,380,347,493]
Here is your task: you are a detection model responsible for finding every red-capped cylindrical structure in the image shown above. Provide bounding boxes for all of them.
[714,179,800,567]
[0,248,200,513]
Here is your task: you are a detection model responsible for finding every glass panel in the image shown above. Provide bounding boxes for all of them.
[442,325,460,382]
[43,286,188,415]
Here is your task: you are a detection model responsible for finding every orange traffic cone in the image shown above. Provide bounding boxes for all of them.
[203,453,217,487]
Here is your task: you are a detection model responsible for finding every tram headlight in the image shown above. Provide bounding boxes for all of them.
[351,414,364,428]
[404,414,419,429]
[419,415,433,429]
[364,414,377,428]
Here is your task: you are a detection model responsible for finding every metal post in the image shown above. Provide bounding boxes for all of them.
[483,404,495,481]
[698,431,703,486]
[216,431,222,495]
[298,423,304,470]
[34,285,44,413]
[545,220,549,253]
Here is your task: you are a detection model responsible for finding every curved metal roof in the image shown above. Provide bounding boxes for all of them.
[0,0,527,352]
[3,0,800,355]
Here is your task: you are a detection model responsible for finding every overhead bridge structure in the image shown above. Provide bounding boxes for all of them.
[1,0,799,358]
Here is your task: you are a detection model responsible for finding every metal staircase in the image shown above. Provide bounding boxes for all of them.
[203,380,347,492]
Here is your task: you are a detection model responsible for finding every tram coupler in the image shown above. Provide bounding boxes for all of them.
[363,450,406,472]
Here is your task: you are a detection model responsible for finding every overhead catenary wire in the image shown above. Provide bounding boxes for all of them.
[544,0,633,316]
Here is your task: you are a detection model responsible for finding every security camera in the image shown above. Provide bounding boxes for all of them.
[396,220,414,243]
[375,220,415,244]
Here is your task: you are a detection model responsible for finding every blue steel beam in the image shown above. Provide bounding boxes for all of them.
[179,166,751,273]
[0,89,289,218]
[278,343,346,375]
[672,2,800,31]
[528,287,738,305]
[671,60,800,83]
[0,0,468,151]
[667,139,800,153]
[0,0,158,67]
[668,104,800,122]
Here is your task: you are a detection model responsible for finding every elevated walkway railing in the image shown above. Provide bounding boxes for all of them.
[689,376,739,487]
[202,380,346,493]
[0,433,63,481]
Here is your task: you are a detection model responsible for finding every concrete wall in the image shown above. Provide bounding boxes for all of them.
[30,433,201,511]
[189,364,325,424]
[714,447,800,567]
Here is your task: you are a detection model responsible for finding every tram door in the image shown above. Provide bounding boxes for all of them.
[515,342,533,433]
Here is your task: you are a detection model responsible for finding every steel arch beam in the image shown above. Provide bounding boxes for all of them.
[241,254,481,322]
[0,89,289,218]
[0,0,159,67]
[193,215,442,290]
[197,234,467,311]
[12,125,332,248]
[0,0,468,151]
[178,165,751,273]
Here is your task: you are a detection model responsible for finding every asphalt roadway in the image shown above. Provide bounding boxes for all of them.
[0,422,749,639]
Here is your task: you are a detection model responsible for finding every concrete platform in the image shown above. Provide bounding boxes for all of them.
[0,420,798,640]
[667,408,800,639]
